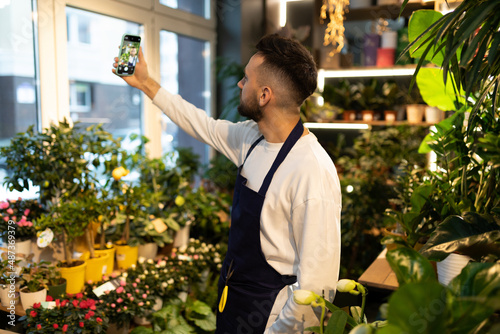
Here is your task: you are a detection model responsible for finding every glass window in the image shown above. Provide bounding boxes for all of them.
[160,31,211,164]
[160,0,210,19]
[66,7,143,151]
[0,0,40,200]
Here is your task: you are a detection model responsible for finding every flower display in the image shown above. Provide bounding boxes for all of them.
[22,294,108,333]
[0,198,44,241]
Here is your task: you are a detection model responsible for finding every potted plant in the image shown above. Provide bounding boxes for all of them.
[379,81,401,123]
[355,79,384,121]
[19,261,49,310]
[0,257,22,307]
[0,198,44,260]
[323,80,360,121]
[21,293,108,333]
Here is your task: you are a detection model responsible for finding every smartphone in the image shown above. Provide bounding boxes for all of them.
[116,34,141,76]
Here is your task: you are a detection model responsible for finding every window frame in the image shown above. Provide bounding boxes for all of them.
[36,0,216,158]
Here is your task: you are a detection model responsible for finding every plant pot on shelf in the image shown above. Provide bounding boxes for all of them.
[84,253,109,283]
[425,106,445,124]
[0,281,20,307]
[361,110,375,122]
[436,253,471,286]
[138,243,158,260]
[59,260,87,294]
[114,242,138,270]
[343,110,357,121]
[94,245,115,276]
[47,278,67,300]
[406,104,425,124]
[20,286,47,310]
[384,110,397,123]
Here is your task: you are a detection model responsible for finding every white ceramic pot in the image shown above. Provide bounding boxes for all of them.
[0,282,20,307]
[425,106,445,124]
[138,243,159,260]
[436,253,471,286]
[173,225,191,248]
[20,287,47,310]
[406,104,425,124]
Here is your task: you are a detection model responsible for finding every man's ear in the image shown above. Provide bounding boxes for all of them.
[259,86,272,107]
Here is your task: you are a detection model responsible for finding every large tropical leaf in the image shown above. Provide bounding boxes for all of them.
[386,247,436,287]
[419,212,500,261]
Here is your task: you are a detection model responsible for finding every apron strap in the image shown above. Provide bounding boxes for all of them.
[258,120,304,196]
[240,135,265,169]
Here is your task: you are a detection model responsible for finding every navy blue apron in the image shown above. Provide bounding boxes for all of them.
[216,120,304,334]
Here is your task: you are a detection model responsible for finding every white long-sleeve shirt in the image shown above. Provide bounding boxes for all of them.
[153,88,341,333]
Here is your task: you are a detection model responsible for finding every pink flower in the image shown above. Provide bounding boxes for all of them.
[124,306,128,310]
[116,286,124,293]
[135,289,139,293]
[132,283,137,288]
[117,298,123,303]
[130,297,134,301]
[2,217,8,222]
[127,293,132,298]
[120,280,126,286]
[135,278,140,283]
[111,272,118,278]
[138,302,144,306]
[111,303,116,308]
[24,209,30,216]
[6,208,13,215]
[0,202,8,210]
[142,293,147,299]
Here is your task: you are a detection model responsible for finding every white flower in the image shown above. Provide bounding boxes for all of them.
[293,290,317,305]
[179,246,187,253]
[161,282,168,288]
[168,278,174,284]
[122,272,128,278]
[138,257,146,264]
[147,259,153,264]
[337,279,357,293]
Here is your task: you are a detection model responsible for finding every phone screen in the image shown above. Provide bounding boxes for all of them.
[116,34,141,76]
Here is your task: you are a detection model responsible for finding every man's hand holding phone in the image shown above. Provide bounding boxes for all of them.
[112,46,160,100]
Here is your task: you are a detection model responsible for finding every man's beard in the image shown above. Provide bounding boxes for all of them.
[237,96,263,122]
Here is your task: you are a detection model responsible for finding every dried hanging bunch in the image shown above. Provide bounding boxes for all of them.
[320,0,350,56]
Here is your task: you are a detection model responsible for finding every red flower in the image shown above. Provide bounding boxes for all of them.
[46,295,54,301]
[29,311,37,318]
[76,293,84,299]
[55,299,61,307]
[36,324,42,330]
[79,321,84,328]
[62,324,68,332]
[80,300,88,309]
[53,324,59,329]
[61,300,68,307]
[72,299,79,307]
[33,302,41,309]
[96,317,103,323]
[85,313,91,320]
[88,310,95,317]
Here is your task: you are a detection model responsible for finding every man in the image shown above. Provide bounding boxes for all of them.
[113,34,341,333]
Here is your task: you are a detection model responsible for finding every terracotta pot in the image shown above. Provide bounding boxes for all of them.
[361,110,375,122]
[384,110,397,123]
[343,110,357,121]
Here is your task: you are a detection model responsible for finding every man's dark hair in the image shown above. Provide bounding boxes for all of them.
[255,34,318,106]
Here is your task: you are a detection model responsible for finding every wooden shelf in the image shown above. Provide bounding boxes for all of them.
[0,303,25,317]
[358,248,399,291]
[306,120,432,128]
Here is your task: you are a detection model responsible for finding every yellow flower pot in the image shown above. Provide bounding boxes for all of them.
[59,260,87,295]
[84,253,109,283]
[94,245,116,276]
[114,243,138,270]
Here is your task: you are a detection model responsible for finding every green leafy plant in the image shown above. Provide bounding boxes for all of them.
[381,246,500,333]
[293,280,386,334]
[130,296,216,334]
[323,80,360,111]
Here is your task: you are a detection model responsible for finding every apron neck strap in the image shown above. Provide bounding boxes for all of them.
[258,119,304,196]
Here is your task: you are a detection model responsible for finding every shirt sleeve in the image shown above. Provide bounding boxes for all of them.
[266,197,341,333]
[152,87,259,166]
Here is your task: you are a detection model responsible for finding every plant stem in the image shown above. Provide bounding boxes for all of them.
[319,300,325,334]
[62,230,72,266]
[86,225,95,259]
[360,293,366,323]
